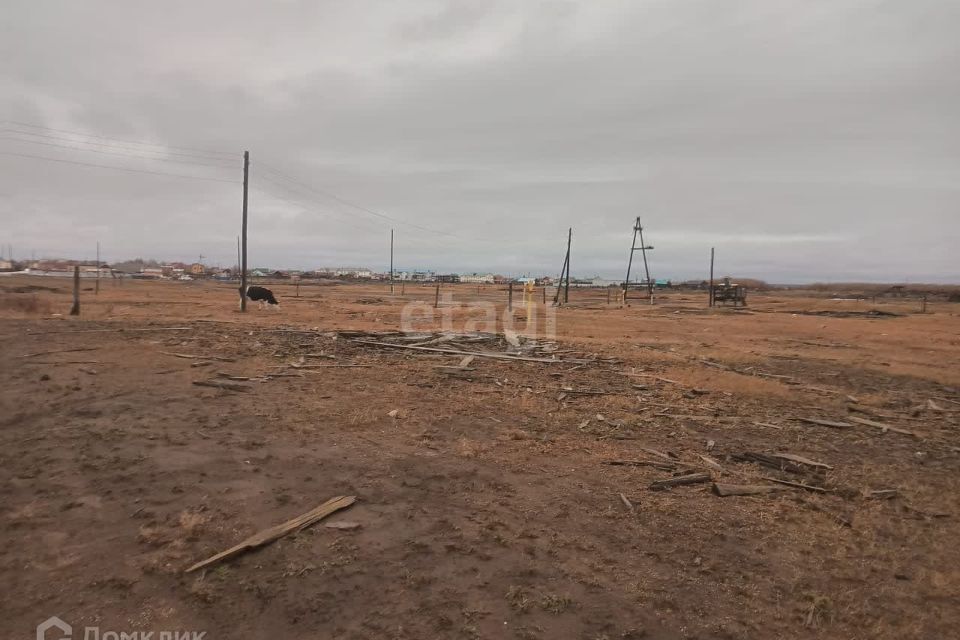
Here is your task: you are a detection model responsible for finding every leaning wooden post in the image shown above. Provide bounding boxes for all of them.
[507,281,513,311]
[70,265,80,315]
[708,247,715,308]
[95,241,100,295]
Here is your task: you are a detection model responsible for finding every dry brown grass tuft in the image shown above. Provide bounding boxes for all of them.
[177,511,209,539]
[0,294,51,315]
[506,585,532,612]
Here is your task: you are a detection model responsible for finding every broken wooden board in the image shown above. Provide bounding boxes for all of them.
[712,483,783,497]
[697,454,724,473]
[797,417,852,429]
[192,380,251,392]
[649,472,711,491]
[604,459,677,472]
[162,351,236,363]
[735,452,809,475]
[185,495,356,573]
[626,372,682,385]
[847,416,920,438]
[771,453,833,470]
[762,477,831,493]
[16,347,99,359]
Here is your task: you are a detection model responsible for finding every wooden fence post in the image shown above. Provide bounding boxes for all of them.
[70,266,80,315]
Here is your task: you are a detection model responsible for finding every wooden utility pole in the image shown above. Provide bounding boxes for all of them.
[709,247,715,307]
[70,266,80,315]
[236,236,241,280]
[507,281,513,311]
[564,227,571,304]
[434,282,440,308]
[389,229,394,294]
[95,241,100,295]
[554,228,572,305]
[239,151,249,311]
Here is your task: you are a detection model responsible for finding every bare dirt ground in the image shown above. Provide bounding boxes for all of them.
[2,276,959,640]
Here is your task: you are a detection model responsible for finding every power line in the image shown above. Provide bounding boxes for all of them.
[0,133,239,170]
[252,176,387,235]
[0,150,240,184]
[2,120,236,159]
[257,162,459,238]
[1,125,236,162]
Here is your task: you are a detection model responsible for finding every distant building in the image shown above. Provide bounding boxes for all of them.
[0,259,15,271]
[460,273,495,284]
[590,276,622,287]
[436,274,460,283]
[189,263,206,276]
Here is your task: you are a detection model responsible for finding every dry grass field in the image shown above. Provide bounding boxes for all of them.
[1,276,959,639]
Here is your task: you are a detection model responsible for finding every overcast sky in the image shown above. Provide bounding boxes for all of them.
[2,0,958,282]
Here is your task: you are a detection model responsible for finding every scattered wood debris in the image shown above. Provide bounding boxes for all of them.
[697,454,724,473]
[735,452,811,475]
[192,380,251,392]
[185,495,356,572]
[847,416,920,438]
[619,493,634,511]
[17,347,99,359]
[762,477,831,493]
[351,339,568,363]
[649,472,711,491]
[162,351,235,363]
[865,489,898,500]
[771,452,833,470]
[605,459,678,472]
[712,483,782,497]
[797,417,852,429]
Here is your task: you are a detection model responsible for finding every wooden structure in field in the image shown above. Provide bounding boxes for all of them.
[711,277,747,307]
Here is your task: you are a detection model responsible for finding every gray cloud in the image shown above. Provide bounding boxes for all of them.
[2,0,958,282]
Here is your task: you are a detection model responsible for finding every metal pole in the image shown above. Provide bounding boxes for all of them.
[240,151,249,311]
[624,218,639,304]
[390,229,394,293]
[638,224,652,299]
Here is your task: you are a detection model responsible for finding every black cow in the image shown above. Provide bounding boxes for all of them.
[245,285,279,310]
